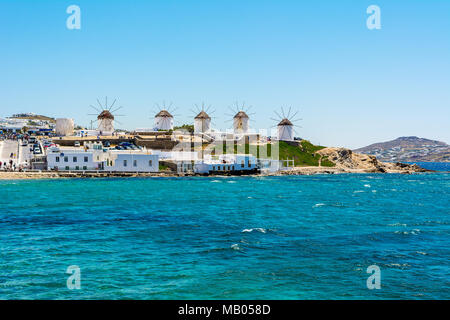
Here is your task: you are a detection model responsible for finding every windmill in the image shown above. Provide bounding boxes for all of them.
[88,97,125,136]
[152,101,177,131]
[271,107,302,141]
[225,101,255,134]
[191,102,215,134]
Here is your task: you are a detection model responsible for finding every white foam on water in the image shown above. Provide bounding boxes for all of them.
[242,228,267,233]
[230,244,241,251]
[416,251,427,255]
[388,263,410,268]
[388,223,407,227]
[313,203,325,208]
[394,229,420,235]
[353,190,364,193]
[364,184,371,188]
[372,190,377,193]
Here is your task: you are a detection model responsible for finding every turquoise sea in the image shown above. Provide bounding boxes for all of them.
[1,170,449,299]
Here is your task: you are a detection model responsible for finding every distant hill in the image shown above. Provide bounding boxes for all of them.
[11,114,55,123]
[354,136,450,162]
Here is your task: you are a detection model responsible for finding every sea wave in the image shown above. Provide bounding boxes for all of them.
[394,229,421,235]
[230,243,242,251]
[242,228,267,233]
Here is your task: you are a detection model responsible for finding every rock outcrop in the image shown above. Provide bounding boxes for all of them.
[316,147,430,173]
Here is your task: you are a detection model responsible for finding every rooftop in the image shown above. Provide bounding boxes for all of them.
[155,110,173,118]
[195,110,211,120]
[278,118,293,126]
[97,110,114,120]
[233,111,249,119]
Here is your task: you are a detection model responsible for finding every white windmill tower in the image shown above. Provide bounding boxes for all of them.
[227,102,253,134]
[88,97,124,136]
[277,118,294,141]
[153,101,175,131]
[154,110,174,131]
[193,103,213,134]
[271,107,301,142]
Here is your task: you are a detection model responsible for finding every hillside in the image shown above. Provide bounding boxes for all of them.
[12,114,55,123]
[354,136,450,162]
[207,139,426,172]
[210,140,336,167]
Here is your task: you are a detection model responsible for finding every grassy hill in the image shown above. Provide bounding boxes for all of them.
[277,140,335,167]
[209,140,335,167]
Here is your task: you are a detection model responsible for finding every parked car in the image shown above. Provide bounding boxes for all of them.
[103,141,111,147]
[74,141,80,147]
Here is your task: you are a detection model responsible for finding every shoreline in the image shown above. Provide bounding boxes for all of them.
[0,166,438,180]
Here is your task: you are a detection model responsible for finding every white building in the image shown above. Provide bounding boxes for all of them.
[55,118,74,136]
[194,111,211,133]
[0,117,28,132]
[152,150,199,161]
[277,118,294,141]
[47,145,159,172]
[194,154,257,174]
[154,110,174,131]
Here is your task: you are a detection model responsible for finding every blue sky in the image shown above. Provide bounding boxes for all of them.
[0,0,449,148]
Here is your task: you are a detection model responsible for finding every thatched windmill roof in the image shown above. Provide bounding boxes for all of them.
[233,111,249,119]
[195,110,211,120]
[97,110,114,120]
[155,110,173,118]
[278,118,293,126]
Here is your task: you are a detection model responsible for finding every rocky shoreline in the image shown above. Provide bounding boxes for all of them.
[314,147,431,174]
[0,146,434,180]
[0,164,433,180]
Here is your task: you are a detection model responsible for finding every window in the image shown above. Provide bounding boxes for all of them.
[133,160,137,167]
[84,156,88,162]
[73,156,77,162]
[64,156,68,162]
[56,156,60,162]
[83,166,87,170]
[248,160,251,167]
[75,166,79,170]
[149,160,152,167]
[123,160,127,167]
[65,166,69,170]
[241,160,245,168]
